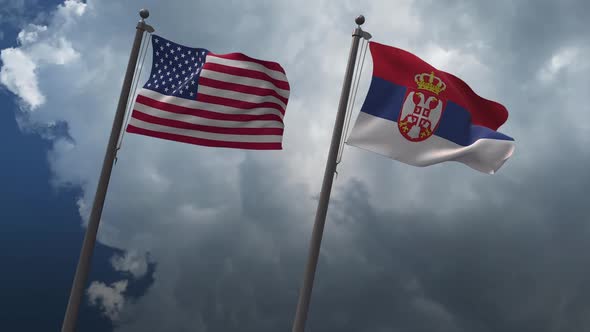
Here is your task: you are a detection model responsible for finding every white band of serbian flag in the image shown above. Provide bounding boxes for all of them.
[126,35,290,150]
[347,42,515,174]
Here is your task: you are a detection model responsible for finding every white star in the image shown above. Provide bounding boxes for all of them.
[185,60,189,64]
[191,57,195,61]
[172,68,176,72]
[156,51,159,56]
[158,69,162,74]
[159,58,164,63]
[166,42,170,47]
[169,77,173,82]
[182,70,186,75]
[160,75,164,79]
[154,38,159,43]
[177,46,181,51]
[175,74,180,79]
[155,84,159,88]
[190,92,194,96]
[152,74,156,78]
[178,80,182,85]
[164,87,169,92]
[191,80,195,85]
[155,63,159,68]
[174,56,179,61]
[160,46,164,51]
[166,71,171,76]
[165,53,169,58]
[181,53,185,58]
[147,83,151,87]
[178,63,182,68]
[170,49,175,54]
[172,84,176,88]
[163,65,168,70]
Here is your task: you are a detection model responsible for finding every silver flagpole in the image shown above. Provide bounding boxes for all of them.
[291,15,367,332]
[61,9,154,332]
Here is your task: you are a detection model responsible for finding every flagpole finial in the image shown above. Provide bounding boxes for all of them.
[139,9,149,20]
[355,15,365,26]
[137,9,155,33]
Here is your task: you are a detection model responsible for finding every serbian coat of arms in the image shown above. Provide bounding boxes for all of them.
[397,71,447,142]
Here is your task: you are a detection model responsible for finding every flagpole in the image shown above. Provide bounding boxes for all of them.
[291,15,366,332]
[60,9,154,332]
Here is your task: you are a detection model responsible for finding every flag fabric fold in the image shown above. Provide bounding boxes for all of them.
[347,41,515,174]
[127,35,290,150]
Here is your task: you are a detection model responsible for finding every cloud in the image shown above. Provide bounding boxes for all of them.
[537,47,582,83]
[0,47,44,108]
[2,0,590,331]
[17,24,47,44]
[87,280,128,321]
[110,251,149,279]
[0,0,85,110]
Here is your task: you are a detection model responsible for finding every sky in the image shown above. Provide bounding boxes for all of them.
[0,4,156,331]
[1,0,589,331]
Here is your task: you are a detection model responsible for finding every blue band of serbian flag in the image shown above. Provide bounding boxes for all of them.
[126,35,290,150]
[347,42,515,174]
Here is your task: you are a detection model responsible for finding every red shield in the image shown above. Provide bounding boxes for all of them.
[397,89,445,142]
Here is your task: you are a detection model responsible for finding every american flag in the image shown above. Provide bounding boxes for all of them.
[126,35,290,150]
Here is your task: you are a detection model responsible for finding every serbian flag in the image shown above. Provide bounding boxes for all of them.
[347,42,515,174]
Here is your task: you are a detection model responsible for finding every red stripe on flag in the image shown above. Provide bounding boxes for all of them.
[202,63,290,91]
[199,77,289,105]
[195,94,286,115]
[136,94,284,123]
[131,110,284,136]
[126,124,283,150]
[208,53,286,74]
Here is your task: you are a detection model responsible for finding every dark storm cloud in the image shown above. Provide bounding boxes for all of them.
[302,139,590,332]
[119,141,590,332]
[113,1,590,331]
[114,154,310,332]
[411,0,589,67]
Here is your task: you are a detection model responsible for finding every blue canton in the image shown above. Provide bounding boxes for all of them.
[144,35,209,100]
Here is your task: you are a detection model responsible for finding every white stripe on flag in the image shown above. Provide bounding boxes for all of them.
[205,55,288,82]
[196,85,287,110]
[137,89,285,119]
[346,112,515,174]
[134,102,284,128]
[128,117,283,143]
[200,70,290,98]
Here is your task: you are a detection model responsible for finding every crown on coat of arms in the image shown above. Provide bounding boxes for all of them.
[414,72,446,95]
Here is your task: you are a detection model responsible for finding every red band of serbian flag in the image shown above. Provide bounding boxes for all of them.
[126,34,290,150]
